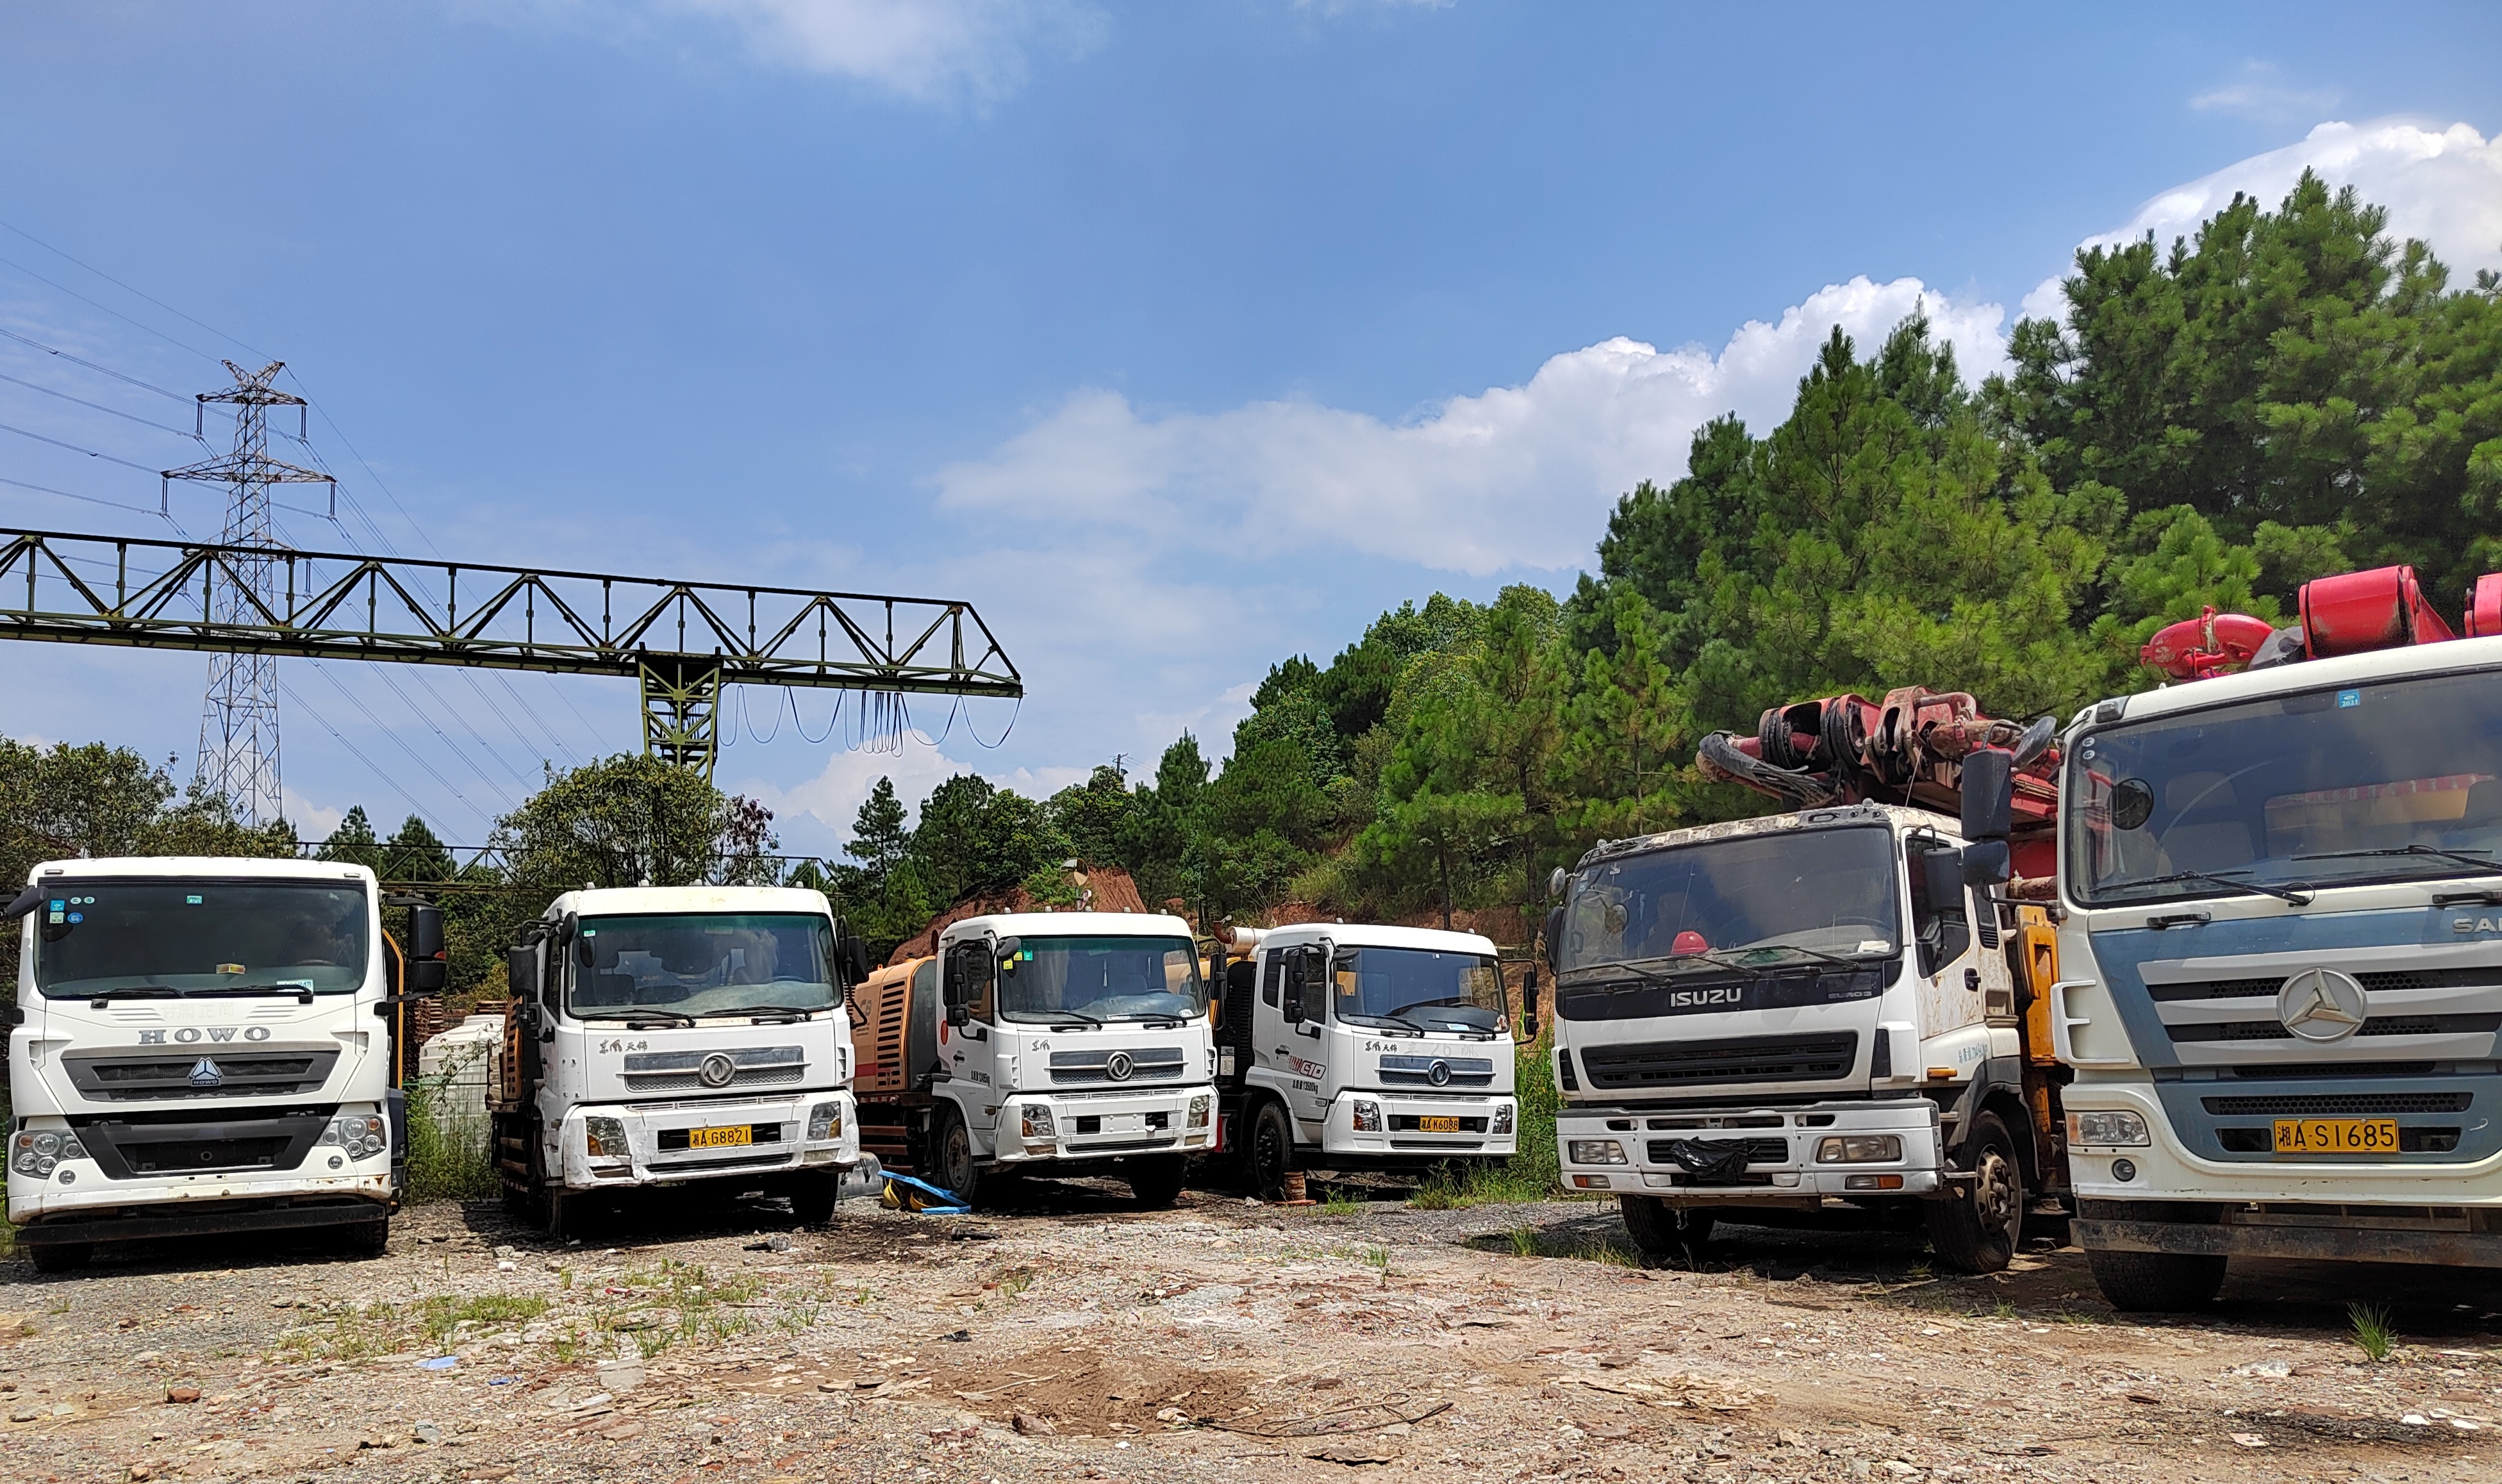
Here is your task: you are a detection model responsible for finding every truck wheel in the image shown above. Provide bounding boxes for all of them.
[932,1107,982,1208]
[26,1241,91,1273]
[1247,1101,1295,1203]
[2084,1247,2227,1312]
[1620,1196,1713,1259]
[788,1172,840,1226]
[1127,1154,1188,1210]
[1926,1110,2025,1274]
[335,1219,390,1259]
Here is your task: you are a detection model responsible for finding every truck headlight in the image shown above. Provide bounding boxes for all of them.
[322,1114,390,1161]
[1350,1099,1382,1133]
[2067,1110,2150,1147]
[13,1130,85,1175]
[1815,1135,1902,1164]
[581,1116,629,1162]
[1568,1139,1627,1166]
[1491,1103,1514,1135]
[807,1101,843,1141]
[1021,1105,1056,1141]
[1187,1094,1210,1130]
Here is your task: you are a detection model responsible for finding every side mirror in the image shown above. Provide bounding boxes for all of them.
[506,944,540,1003]
[519,1001,545,1038]
[1542,906,1564,971]
[1520,968,1540,1042]
[408,903,447,994]
[1960,838,2012,887]
[1547,866,1568,899]
[995,936,1022,961]
[1959,747,2014,842]
[1918,847,1966,918]
[837,934,873,985]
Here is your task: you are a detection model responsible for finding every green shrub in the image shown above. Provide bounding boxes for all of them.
[403,1053,499,1205]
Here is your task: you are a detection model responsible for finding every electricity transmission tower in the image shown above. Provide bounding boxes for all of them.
[161,361,335,828]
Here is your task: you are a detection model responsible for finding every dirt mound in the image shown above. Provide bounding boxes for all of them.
[936,1344,1252,1437]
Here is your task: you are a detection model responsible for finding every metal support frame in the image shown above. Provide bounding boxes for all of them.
[639,655,724,778]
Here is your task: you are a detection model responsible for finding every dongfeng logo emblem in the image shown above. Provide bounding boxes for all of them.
[697,1053,737,1088]
[2276,968,2369,1043]
[1104,1051,1135,1083]
[1427,1059,1452,1087]
[188,1057,224,1089]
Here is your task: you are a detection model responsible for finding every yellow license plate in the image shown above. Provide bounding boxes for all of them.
[1417,1116,1464,1134]
[686,1125,754,1150]
[2272,1117,2398,1155]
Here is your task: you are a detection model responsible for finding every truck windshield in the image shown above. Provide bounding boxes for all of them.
[1559,825,1900,973]
[573,913,838,1018]
[32,880,370,1000]
[1332,948,1506,1034]
[2067,666,2502,905]
[998,935,1206,1024]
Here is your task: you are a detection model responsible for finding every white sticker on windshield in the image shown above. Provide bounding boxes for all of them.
[1857,940,1892,955]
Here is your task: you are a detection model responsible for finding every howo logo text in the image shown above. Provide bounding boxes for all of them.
[136,1026,273,1045]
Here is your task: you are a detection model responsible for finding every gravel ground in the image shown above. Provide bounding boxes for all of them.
[4,1182,2500,1484]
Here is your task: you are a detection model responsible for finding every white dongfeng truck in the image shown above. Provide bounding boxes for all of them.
[490,884,866,1238]
[8,856,440,1270]
[852,912,1218,1208]
[1211,922,1519,1198]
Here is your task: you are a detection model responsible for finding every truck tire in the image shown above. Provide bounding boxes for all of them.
[1127,1154,1188,1210]
[26,1241,91,1273]
[788,1171,840,1226]
[1925,1109,2025,1274]
[931,1107,982,1208]
[1620,1196,1713,1259]
[336,1218,390,1259]
[2084,1246,2227,1312]
[1247,1100,1295,1203]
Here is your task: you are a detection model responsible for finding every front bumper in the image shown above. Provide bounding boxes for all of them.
[8,1109,394,1230]
[1554,1100,1944,1200]
[1323,1090,1517,1160]
[2065,1080,2502,1207]
[558,1091,857,1191]
[994,1085,1215,1164]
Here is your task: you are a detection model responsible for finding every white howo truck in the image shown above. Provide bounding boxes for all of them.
[491,884,865,1237]
[8,857,430,1271]
[854,912,1216,1208]
[1546,800,2055,1274]
[1213,923,1518,1198]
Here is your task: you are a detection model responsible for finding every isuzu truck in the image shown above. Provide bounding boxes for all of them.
[7,856,439,1270]
[1212,922,1520,1198]
[490,884,865,1237]
[851,912,1216,1208]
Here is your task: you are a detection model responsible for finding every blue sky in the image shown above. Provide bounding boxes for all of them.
[3,1,2499,857]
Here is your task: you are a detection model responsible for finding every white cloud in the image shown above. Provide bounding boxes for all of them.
[2189,62,2340,121]
[2022,118,2502,321]
[936,277,2009,577]
[740,728,1091,857]
[658,0,1104,103]
[281,787,347,840]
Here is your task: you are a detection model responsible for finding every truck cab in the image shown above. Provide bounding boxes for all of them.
[1217,922,1519,1199]
[864,912,1216,1208]
[492,884,864,1237]
[8,857,418,1269]
[1550,804,2056,1272]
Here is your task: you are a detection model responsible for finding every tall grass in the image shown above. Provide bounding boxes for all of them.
[1410,1026,1561,1208]
[403,1047,499,1205]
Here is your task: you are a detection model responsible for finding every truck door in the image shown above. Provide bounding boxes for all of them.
[1907,833,1992,1039]
[1279,946,1332,1128]
[941,941,998,1141]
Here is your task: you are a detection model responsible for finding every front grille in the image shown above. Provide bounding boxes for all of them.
[1390,1115,1487,1133]
[61,1049,338,1102]
[2202,1092,2472,1116]
[620,1046,806,1092]
[1048,1046,1188,1084]
[2168,1014,2502,1043]
[1379,1056,1496,1087]
[1646,1137,1787,1165]
[1580,1032,1858,1089]
[77,1112,329,1180]
[2228,1061,2436,1079]
[2152,969,2496,1001]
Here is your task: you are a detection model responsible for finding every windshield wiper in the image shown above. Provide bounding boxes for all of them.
[2107,869,2315,907]
[1011,1009,1103,1027]
[1737,941,1866,970]
[579,1008,697,1026]
[183,983,317,1003]
[743,1008,818,1024]
[1384,1001,1496,1036]
[2292,844,2502,876]
[1559,952,1765,985]
[1341,1010,1429,1035]
[76,987,181,1005]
